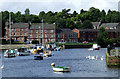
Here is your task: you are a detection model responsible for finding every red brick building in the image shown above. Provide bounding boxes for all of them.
[73,28,120,42]
[5,22,55,44]
[100,23,120,30]
[56,29,78,43]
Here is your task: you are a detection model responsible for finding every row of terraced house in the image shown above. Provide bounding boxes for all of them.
[4,22,120,44]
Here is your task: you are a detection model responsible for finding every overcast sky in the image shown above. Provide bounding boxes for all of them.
[0,0,120,15]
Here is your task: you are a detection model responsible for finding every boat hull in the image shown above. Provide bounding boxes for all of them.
[34,55,43,60]
[53,67,70,72]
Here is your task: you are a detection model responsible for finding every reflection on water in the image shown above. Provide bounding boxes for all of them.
[2,48,119,77]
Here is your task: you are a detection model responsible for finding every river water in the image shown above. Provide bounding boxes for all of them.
[2,48,119,77]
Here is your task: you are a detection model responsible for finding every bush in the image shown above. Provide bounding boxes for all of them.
[32,40,39,44]
[1,39,9,44]
[12,41,24,44]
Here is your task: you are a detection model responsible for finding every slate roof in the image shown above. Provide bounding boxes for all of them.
[11,23,55,29]
[78,29,98,32]
[56,29,78,34]
[30,23,55,29]
[11,23,29,28]
[78,29,120,32]
[101,23,119,27]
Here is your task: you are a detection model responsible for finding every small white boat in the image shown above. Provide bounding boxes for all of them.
[51,63,71,72]
[88,44,100,51]
[88,48,95,51]
[17,47,30,56]
[4,49,16,58]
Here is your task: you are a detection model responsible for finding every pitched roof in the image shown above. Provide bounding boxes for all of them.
[30,23,55,29]
[91,22,100,26]
[56,28,78,34]
[11,23,29,28]
[11,23,55,29]
[78,29,98,32]
[101,23,119,27]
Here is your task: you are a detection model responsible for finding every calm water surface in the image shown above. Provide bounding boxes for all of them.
[2,48,119,77]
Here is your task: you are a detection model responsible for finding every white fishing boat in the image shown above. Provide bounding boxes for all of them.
[4,50,16,58]
[88,44,100,51]
[51,63,71,72]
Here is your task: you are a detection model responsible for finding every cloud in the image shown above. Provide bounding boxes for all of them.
[0,0,119,14]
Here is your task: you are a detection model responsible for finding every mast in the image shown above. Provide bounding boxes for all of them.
[9,13,11,50]
[42,19,44,46]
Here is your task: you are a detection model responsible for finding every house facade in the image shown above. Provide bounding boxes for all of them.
[100,23,120,30]
[5,22,56,44]
[73,29,98,42]
[73,28,120,42]
[56,29,78,43]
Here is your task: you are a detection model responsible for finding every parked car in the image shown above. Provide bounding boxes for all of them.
[17,47,31,56]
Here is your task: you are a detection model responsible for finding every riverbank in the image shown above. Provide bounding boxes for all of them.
[106,52,120,67]
[0,44,35,50]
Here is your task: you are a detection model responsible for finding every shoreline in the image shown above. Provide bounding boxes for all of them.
[0,44,35,50]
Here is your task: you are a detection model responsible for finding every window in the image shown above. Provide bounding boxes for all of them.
[80,34,82,38]
[13,33,15,35]
[40,30,43,33]
[13,29,15,32]
[51,30,53,33]
[36,30,38,33]
[24,28,26,31]
[51,35,53,38]
[40,35,43,38]
[24,33,26,35]
[30,35,32,38]
[20,37,22,40]
[4,36,6,38]
[63,34,64,38]
[51,39,53,42]
[45,35,47,38]
[20,33,22,35]
[58,34,59,38]
[20,29,23,31]
[30,30,32,33]
[45,39,47,42]
[45,30,47,33]
[36,35,38,38]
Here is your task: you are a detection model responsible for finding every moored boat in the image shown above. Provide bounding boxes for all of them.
[43,50,52,57]
[51,63,71,72]
[34,55,43,60]
[88,44,100,51]
[17,47,31,56]
[4,49,16,58]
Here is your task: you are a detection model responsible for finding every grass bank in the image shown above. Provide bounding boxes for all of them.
[0,44,35,50]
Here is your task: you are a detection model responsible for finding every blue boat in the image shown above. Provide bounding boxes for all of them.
[34,54,43,60]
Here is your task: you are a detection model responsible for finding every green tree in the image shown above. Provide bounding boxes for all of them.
[14,11,21,22]
[24,8,30,22]
[100,10,106,22]
[82,20,93,29]
[75,21,82,28]
[72,11,78,17]
[96,27,107,47]
[2,11,9,37]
